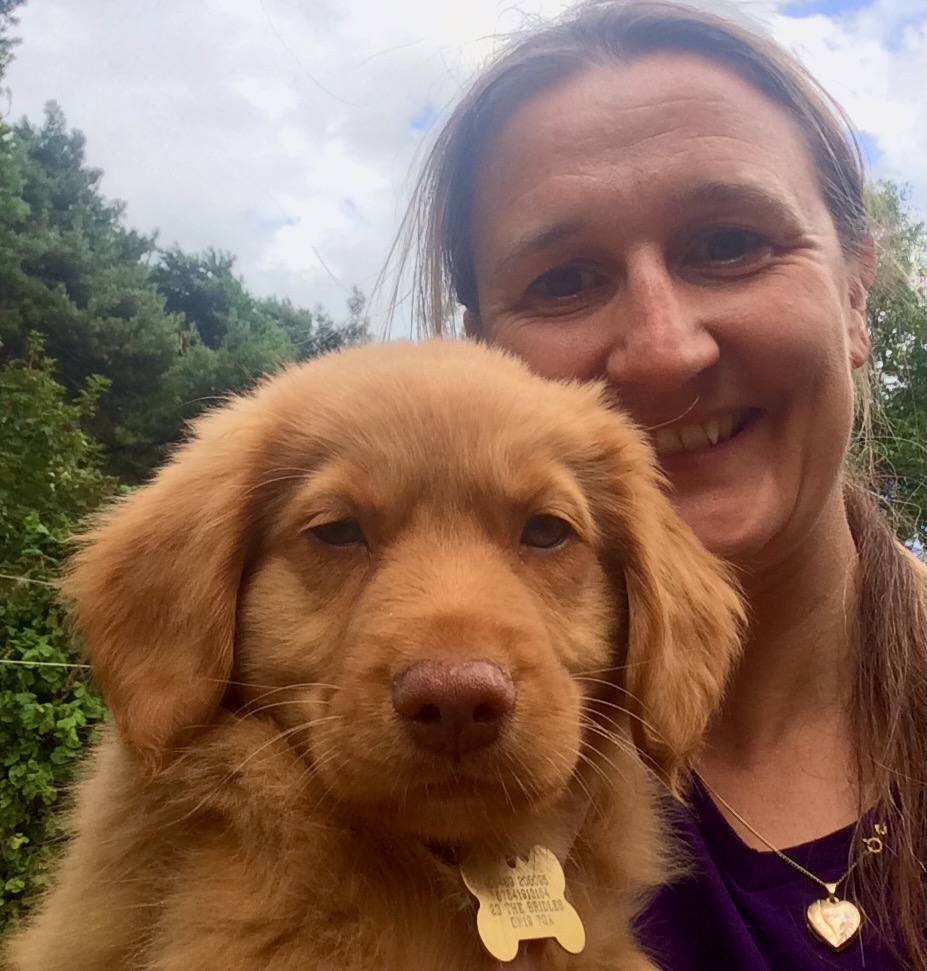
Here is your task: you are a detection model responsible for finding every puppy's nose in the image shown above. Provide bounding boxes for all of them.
[392,659,515,756]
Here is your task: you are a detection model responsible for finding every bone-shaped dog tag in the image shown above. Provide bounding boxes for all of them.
[460,845,586,963]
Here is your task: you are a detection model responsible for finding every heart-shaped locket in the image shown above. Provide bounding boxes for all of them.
[806,896,862,950]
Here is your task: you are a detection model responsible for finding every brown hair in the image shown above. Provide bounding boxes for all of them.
[843,476,926,968]
[398,1,927,966]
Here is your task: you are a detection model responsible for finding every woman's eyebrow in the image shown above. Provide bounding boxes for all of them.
[669,181,805,229]
[490,220,587,279]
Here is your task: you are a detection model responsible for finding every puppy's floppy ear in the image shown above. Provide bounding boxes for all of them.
[62,399,269,772]
[601,434,744,796]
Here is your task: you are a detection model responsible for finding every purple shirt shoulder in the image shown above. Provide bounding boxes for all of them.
[633,780,903,971]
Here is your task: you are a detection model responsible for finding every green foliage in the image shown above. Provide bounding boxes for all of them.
[0,337,112,933]
[0,0,26,79]
[125,247,369,476]
[261,285,370,361]
[0,102,182,475]
[153,247,254,350]
[864,182,927,547]
[0,101,368,481]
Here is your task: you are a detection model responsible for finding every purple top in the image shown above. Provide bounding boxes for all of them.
[634,780,902,970]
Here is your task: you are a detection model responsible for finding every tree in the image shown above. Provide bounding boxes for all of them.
[0,102,183,475]
[141,250,369,472]
[0,337,111,932]
[258,285,370,361]
[0,0,25,79]
[1,102,367,481]
[152,247,252,350]
[864,181,927,547]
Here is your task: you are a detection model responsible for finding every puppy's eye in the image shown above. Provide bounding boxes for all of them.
[308,519,365,548]
[520,515,572,550]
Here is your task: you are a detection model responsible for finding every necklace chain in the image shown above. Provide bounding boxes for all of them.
[696,775,887,899]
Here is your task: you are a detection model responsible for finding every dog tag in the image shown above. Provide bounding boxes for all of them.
[460,845,586,963]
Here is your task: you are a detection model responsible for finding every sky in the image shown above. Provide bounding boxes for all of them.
[3,0,925,332]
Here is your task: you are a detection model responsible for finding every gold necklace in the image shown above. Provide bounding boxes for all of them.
[696,775,887,952]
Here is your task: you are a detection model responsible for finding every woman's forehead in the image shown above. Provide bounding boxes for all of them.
[470,52,830,259]
[477,52,817,176]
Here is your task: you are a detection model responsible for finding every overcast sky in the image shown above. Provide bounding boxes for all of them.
[4,0,925,332]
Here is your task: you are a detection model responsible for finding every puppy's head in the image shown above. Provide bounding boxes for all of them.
[65,341,742,839]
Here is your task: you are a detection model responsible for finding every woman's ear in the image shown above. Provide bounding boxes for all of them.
[63,400,270,773]
[595,430,745,796]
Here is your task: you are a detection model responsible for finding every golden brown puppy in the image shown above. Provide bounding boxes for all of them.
[6,340,742,971]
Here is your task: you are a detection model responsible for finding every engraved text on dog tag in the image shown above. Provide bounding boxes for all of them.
[460,845,586,963]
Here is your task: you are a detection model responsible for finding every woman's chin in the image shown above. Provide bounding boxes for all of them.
[670,488,783,570]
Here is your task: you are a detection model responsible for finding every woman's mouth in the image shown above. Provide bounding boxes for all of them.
[652,409,757,457]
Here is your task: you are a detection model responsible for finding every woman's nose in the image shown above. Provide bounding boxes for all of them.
[604,250,719,392]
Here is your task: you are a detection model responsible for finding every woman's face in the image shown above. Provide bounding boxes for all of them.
[466,53,872,567]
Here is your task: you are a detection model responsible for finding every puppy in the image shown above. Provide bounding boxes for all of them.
[6,340,742,970]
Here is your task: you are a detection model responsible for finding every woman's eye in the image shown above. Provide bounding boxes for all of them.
[308,519,365,548]
[527,265,599,301]
[688,228,769,266]
[520,515,573,550]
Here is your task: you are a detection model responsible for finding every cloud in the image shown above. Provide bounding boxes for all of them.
[3,0,923,334]
[770,0,927,208]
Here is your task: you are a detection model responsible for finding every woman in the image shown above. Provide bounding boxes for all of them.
[399,2,926,968]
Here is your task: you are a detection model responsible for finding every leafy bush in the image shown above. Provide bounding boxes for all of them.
[0,336,112,933]
[865,182,927,548]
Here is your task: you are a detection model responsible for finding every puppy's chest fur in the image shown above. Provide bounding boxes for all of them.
[11,718,662,971]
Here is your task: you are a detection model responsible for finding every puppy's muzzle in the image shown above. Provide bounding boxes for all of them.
[392,660,515,757]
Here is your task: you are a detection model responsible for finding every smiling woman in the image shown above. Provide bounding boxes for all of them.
[464,52,871,565]
[400,1,927,969]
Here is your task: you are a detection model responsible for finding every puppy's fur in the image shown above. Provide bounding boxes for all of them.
[7,341,742,970]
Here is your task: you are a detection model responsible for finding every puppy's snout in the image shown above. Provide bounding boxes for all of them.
[392,660,515,757]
